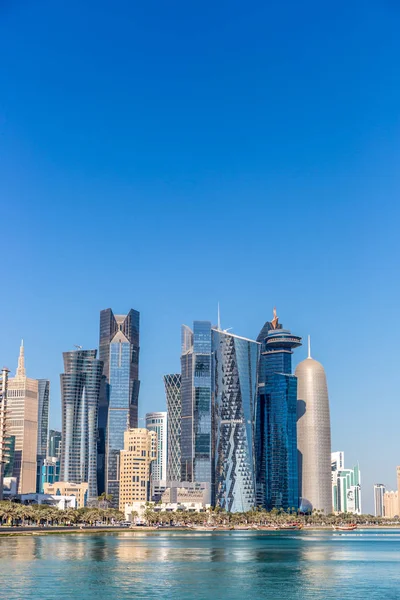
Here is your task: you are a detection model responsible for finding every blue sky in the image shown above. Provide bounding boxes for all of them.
[1,0,400,512]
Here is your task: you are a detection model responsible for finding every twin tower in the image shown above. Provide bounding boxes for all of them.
[165,309,332,514]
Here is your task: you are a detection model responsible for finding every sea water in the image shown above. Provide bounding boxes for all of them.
[1,529,400,599]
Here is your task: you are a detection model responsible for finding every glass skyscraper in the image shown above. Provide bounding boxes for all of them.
[36,379,50,492]
[256,309,302,511]
[180,322,212,490]
[163,373,181,483]
[212,329,260,512]
[48,429,62,459]
[98,308,140,506]
[60,349,103,501]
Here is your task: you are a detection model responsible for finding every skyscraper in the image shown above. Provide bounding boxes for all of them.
[6,341,39,494]
[374,484,385,517]
[180,321,212,488]
[256,309,302,511]
[145,411,167,482]
[0,367,10,500]
[36,379,50,492]
[296,339,332,514]
[163,373,181,483]
[98,308,140,505]
[60,349,103,500]
[212,328,260,512]
[48,429,62,459]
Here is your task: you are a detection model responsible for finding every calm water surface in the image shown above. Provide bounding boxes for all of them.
[1,529,400,599]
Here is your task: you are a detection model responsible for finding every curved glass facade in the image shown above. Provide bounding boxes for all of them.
[163,374,181,483]
[212,330,260,512]
[60,350,103,500]
[256,314,301,511]
[37,379,50,458]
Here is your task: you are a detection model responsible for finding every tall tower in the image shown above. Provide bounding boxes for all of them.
[256,309,302,511]
[164,373,181,483]
[296,340,332,514]
[374,484,385,517]
[60,349,103,500]
[145,411,168,483]
[36,379,50,492]
[98,308,140,505]
[0,367,10,500]
[212,328,260,512]
[180,321,212,486]
[6,342,39,494]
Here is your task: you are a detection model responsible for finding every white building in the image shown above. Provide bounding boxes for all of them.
[145,412,167,488]
[20,493,77,510]
[331,452,362,514]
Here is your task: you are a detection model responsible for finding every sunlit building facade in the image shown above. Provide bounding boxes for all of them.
[296,341,332,515]
[255,310,301,511]
[212,328,260,512]
[119,428,157,511]
[164,373,181,482]
[374,484,385,517]
[331,452,362,514]
[60,349,103,500]
[146,412,167,482]
[6,342,39,494]
[98,308,140,505]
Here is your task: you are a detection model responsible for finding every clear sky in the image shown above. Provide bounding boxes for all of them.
[1,1,400,512]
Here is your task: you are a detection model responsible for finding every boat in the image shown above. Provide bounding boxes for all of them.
[278,523,303,531]
[333,524,357,531]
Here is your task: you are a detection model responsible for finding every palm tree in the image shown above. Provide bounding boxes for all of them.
[98,493,113,510]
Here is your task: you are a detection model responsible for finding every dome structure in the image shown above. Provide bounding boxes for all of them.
[295,339,332,515]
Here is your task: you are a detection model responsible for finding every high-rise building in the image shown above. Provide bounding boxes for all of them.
[145,412,167,483]
[256,310,302,511]
[180,322,212,487]
[6,342,39,494]
[36,379,50,493]
[48,429,62,459]
[60,349,103,500]
[374,484,386,517]
[384,490,398,519]
[331,452,362,514]
[163,373,181,483]
[212,328,260,512]
[296,339,332,515]
[98,308,140,505]
[37,380,50,458]
[119,428,156,511]
[0,367,10,500]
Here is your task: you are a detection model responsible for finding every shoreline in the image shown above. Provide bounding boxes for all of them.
[1,524,400,536]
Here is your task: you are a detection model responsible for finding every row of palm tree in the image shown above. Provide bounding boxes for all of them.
[140,505,396,527]
[0,501,124,527]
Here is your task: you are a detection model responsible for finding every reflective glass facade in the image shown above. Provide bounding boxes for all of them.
[164,373,181,482]
[212,330,260,512]
[60,350,103,500]
[48,429,61,459]
[180,322,212,485]
[98,308,140,503]
[256,315,301,511]
[37,379,50,458]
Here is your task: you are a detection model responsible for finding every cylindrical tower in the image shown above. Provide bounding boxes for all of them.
[296,342,332,515]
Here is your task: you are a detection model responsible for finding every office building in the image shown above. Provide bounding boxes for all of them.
[6,341,39,494]
[48,429,62,459]
[119,428,156,511]
[331,452,362,514]
[163,373,181,483]
[146,411,167,499]
[296,338,332,514]
[384,491,398,519]
[0,367,10,500]
[180,322,212,487]
[60,349,103,500]
[43,481,88,508]
[256,309,302,511]
[374,484,386,517]
[98,308,140,505]
[36,379,50,493]
[40,457,60,492]
[212,327,260,512]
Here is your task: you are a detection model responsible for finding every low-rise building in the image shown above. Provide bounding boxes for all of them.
[43,481,88,508]
[21,493,77,510]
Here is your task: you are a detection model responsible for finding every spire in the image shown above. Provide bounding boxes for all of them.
[307,335,312,359]
[16,339,26,379]
[217,302,221,331]
[271,306,279,329]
